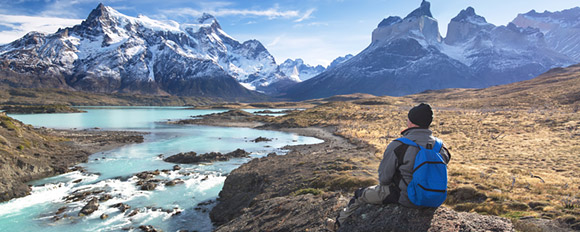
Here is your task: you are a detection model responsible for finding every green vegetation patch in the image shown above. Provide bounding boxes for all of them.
[293,188,323,196]
[0,115,18,131]
[310,174,377,192]
[501,211,534,219]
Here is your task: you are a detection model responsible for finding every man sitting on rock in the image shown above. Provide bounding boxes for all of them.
[327,103,451,230]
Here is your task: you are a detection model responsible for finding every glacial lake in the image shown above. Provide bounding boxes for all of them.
[0,106,322,232]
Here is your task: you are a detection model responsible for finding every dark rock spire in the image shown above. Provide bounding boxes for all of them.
[404,0,433,20]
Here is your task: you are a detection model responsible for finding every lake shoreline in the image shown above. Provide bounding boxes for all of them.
[170,109,373,230]
[0,112,146,202]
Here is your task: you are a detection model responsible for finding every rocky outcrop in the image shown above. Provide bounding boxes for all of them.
[172,109,267,128]
[210,168,267,226]
[164,179,184,186]
[250,136,272,142]
[140,182,157,191]
[339,204,514,232]
[78,198,99,216]
[163,149,250,164]
[138,225,162,232]
[214,194,346,232]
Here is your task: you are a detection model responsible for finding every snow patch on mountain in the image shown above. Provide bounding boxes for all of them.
[512,7,580,61]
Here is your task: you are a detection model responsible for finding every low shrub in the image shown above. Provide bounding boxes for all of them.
[293,188,323,196]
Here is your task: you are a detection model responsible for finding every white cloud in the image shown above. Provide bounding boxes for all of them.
[0,14,82,44]
[159,6,305,20]
[294,8,315,22]
[267,35,283,47]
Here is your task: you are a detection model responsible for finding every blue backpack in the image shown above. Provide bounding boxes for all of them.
[395,138,447,207]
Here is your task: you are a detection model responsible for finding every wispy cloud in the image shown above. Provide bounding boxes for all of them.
[39,0,95,18]
[160,7,301,19]
[0,14,82,44]
[158,4,314,21]
[294,8,315,22]
[267,35,283,47]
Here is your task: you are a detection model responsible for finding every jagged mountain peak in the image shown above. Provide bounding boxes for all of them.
[279,58,326,82]
[378,16,403,27]
[285,58,304,64]
[84,3,121,23]
[451,7,488,25]
[404,0,433,20]
[371,0,440,46]
[444,6,494,45]
[198,13,219,26]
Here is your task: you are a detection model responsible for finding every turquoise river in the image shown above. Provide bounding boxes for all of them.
[0,106,322,232]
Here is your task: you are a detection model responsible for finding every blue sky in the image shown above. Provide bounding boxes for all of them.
[0,0,579,66]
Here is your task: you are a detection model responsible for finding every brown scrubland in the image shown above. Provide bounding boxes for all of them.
[208,64,580,230]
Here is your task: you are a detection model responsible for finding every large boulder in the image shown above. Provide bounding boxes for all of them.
[78,198,99,216]
[339,203,514,232]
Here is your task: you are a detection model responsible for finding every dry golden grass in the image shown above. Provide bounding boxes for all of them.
[265,67,580,224]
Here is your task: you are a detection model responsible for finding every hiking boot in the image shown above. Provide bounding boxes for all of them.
[325,218,339,231]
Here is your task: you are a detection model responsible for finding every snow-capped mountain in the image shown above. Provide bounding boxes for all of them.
[279,55,353,81]
[284,0,476,100]
[0,4,293,98]
[512,7,580,61]
[279,58,325,81]
[443,7,573,85]
[327,54,354,70]
[283,1,576,100]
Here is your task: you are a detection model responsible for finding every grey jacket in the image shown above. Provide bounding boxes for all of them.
[378,128,451,207]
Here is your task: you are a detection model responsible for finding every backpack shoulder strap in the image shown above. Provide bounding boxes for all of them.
[395,137,418,147]
[393,141,409,167]
[433,139,443,152]
[392,140,411,189]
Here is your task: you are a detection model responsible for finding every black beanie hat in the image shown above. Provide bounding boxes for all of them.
[408,103,433,128]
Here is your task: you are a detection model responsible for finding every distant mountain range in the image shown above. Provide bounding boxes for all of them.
[279,54,353,81]
[283,0,579,100]
[1,2,580,101]
[0,4,294,99]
